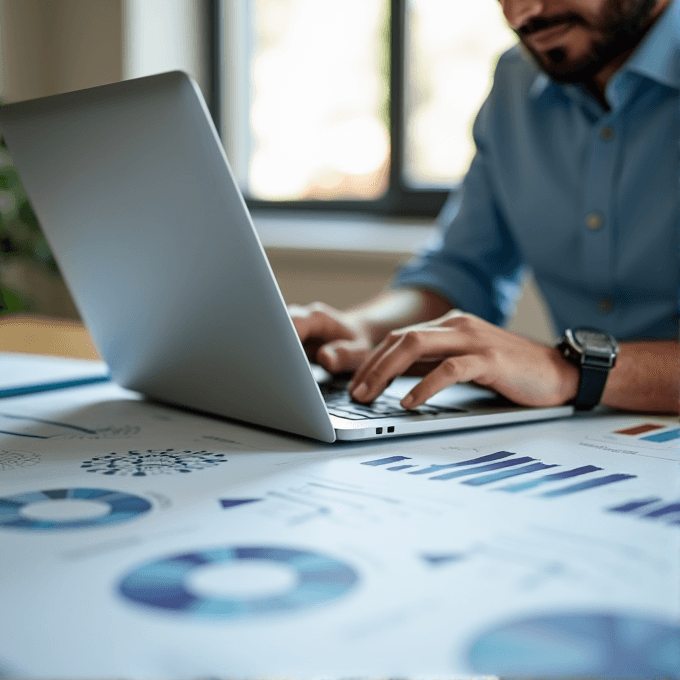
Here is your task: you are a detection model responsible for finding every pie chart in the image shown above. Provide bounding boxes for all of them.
[0,488,151,530]
[467,611,680,677]
[119,545,359,620]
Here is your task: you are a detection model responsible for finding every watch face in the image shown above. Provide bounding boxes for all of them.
[573,329,615,356]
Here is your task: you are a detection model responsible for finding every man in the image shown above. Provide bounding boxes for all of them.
[291,0,679,415]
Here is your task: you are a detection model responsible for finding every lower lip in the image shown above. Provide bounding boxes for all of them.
[526,22,576,48]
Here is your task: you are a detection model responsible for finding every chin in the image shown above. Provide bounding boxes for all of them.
[522,43,601,83]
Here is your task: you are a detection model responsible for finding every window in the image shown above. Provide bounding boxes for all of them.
[213,0,515,217]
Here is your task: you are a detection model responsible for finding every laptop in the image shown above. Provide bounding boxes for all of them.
[0,71,573,442]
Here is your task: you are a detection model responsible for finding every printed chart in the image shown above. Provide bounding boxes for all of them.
[81,450,228,476]
[0,488,152,530]
[466,611,680,677]
[608,496,680,528]
[119,545,359,620]
[586,421,680,456]
[361,451,636,498]
[0,450,41,471]
[0,376,677,678]
[0,412,139,440]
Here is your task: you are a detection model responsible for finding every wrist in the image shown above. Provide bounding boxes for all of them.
[557,328,620,410]
[552,347,580,405]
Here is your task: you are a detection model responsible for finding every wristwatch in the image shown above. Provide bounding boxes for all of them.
[557,328,620,410]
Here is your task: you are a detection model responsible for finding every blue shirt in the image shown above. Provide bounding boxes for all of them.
[396,0,680,341]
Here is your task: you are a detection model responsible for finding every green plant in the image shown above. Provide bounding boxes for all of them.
[0,136,58,314]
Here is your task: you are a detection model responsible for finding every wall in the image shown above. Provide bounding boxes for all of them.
[0,0,126,317]
[0,0,206,101]
[0,0,123,102]
[0,0,206,319]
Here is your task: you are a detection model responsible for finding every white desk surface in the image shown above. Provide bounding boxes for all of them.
[0,354,678,678]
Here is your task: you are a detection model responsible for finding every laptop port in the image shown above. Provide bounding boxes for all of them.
[376,427,383,434]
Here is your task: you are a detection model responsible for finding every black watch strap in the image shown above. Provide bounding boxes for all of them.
[573,363,611,410]
[558,328,619,411]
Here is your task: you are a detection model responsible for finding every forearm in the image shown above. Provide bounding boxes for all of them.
[601,341,679,414]
[344,288,454,347]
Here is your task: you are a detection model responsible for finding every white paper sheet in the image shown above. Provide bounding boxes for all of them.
[0,376,678,678]
[0,352,109,398]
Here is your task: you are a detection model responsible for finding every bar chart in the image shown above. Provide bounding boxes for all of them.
[608,496,680,528]
[586,421,680,455]
[361,451,637,499]
[616,423,680,443]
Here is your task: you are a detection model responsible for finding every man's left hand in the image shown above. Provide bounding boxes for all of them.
[349,310,580,409]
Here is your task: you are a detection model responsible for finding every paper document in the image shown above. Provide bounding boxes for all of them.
[0,352,110,398]
[0,382,678,678]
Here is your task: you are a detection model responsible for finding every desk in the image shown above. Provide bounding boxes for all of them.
[0,314,99,359]
[0,349,678,678]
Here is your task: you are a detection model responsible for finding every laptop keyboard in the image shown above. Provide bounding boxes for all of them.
[319,378,464,420]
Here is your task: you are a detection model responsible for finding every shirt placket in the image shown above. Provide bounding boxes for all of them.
[580,104,620,318]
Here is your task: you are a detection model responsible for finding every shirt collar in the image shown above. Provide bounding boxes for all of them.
[527,0,680,100]
[623,0,680,90]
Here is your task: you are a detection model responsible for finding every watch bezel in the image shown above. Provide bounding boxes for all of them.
[561,327,620,369]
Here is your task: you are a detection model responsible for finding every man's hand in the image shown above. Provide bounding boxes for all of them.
[289,289,454,376]
[288,302,373,374]
[349,310,580,409]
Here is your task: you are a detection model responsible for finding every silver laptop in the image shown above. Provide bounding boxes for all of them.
[0,72,573,442]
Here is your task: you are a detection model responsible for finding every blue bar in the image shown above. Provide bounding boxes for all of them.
[0,413,98,434]
[645,502,680,518]
[420,553,465,566]
[0,429,50,439]
[431,457,536,481]
[542,474,636,498]
[500,465,602,493]
[608,498,661,513]
[407,451,516,475]
[462,462,558,487]
[387,465,416,471]
[361,456,411,466]
[0,374,110,399]
[641,428,680,443]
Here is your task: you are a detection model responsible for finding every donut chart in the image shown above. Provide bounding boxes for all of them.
[119,545,359,620]
[467,611,680,677]
[0,488,152,530]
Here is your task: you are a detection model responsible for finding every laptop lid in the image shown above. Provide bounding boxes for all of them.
[0,72,336,442]
[0,72,573,444]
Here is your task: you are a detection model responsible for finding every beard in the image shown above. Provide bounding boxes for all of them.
[517,0,659,82]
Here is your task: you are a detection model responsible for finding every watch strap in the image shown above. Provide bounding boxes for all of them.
[573,363,610,410]
[558,328,619,411]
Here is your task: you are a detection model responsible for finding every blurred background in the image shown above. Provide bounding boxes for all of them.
[0,0,555,342]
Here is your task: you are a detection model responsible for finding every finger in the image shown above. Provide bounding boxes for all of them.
[352,329,463,402]
[289,306,315,342]
[317,339,370,374]
[400,355,486,409]
[348,333,401,392]
[288,304,354,343]
[403,359,442,376]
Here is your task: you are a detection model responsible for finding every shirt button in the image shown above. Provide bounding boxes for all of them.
[585,212,604,230]
[598,297,615,314]
[599,127,614,140]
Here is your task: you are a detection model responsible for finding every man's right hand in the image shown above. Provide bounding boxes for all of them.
[288,302,373,374]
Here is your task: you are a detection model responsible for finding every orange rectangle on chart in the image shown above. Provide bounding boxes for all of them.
[615,423,666,436]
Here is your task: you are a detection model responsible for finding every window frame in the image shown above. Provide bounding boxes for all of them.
[207,0,452,219]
